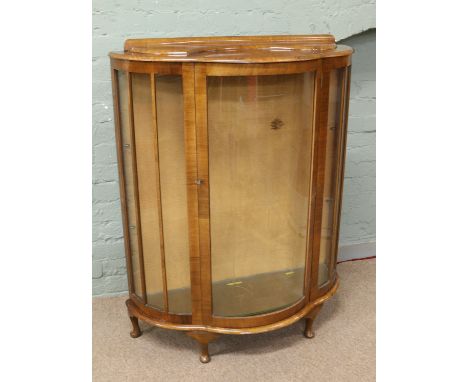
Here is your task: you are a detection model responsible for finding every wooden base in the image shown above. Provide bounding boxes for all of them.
[125,277,338,362]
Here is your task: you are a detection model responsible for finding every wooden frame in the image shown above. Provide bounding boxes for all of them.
[109,35,353,363]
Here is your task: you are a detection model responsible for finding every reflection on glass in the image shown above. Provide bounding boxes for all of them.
[318,69,344,286]
[118,71,192,312]
[208,73,315,317]
[131,73,165,308]
[156,76,191,314]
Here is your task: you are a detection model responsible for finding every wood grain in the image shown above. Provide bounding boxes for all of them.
[194,63,213,324]
[182,63,203,325]
[126,277,339,335]
[109,35,352,63]
[109,37,353,360]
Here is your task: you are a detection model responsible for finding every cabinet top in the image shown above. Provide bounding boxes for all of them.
[109,34,352,63]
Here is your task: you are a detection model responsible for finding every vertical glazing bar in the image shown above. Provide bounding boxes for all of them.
[194,63,212,324]
[309,66,331,300]
[111,67,134,295]
[183,63,203,324]
[151,73,169,313]
[127,73,148,304]
[331,66,352,277]
[328,68,348,281]
[303,70,319,301]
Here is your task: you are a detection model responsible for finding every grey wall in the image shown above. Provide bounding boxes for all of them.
[339,30,376,246]
[92,1,376,295]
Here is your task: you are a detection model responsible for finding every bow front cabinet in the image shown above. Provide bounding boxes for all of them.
[109,35,352,363]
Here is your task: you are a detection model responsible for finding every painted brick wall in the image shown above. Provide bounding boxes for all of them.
[339,30,376,246]
[92,1,376,295]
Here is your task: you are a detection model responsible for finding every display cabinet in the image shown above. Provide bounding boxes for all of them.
[109,35,352,363]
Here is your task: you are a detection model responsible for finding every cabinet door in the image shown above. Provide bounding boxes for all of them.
[195,64,318,319]
[114,69,191,315]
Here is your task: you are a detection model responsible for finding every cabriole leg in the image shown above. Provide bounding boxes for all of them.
[129,316,142,338]
[304,304,323,338]
[186,331,220,363]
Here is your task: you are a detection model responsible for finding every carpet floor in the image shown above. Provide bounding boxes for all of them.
[93,259,375,382]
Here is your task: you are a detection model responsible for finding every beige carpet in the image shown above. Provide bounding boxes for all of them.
[93,259,375,382]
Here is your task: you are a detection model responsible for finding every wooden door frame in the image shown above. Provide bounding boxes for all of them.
[191,60,327,328]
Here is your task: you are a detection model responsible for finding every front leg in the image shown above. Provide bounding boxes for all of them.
[304,304,323,338]
[129,316,142,338]
[186,331,220,363]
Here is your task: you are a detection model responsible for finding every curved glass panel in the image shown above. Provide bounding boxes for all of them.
[156,76,191,314]
[131,73,165,308]
[127,73,191,313]
[208,73,315,317]
[118,71,144,298]
[318,69,345,286]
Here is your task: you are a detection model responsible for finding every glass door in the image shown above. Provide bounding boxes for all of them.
[115,69,192,315]
[202,68,317,317]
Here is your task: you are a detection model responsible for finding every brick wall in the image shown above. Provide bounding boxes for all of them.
[339,30,376,246]
[92,1,376,295]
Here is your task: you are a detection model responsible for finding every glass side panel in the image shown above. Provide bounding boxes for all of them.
[156,76,191,314]
[131,73,165,308]
[208,73,315,317]
[118,71,143,298]
[318,69,345,286]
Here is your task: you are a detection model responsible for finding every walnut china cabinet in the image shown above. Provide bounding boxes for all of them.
[109,35,352,363]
